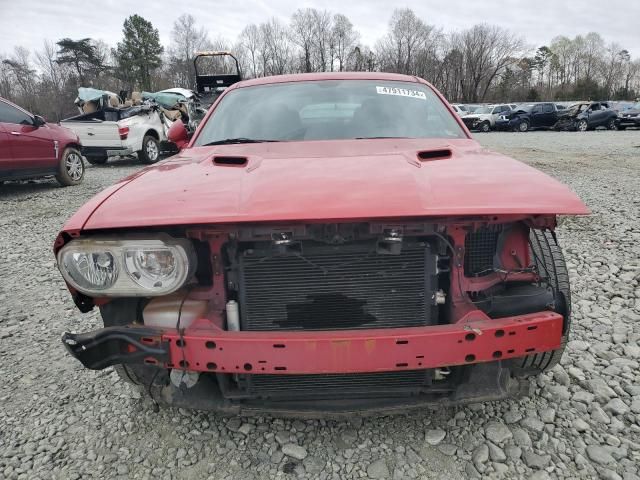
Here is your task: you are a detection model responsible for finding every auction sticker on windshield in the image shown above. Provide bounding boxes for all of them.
[376,86,426,100]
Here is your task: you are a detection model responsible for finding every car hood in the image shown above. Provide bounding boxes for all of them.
[76,139,589,230]
[464,114,490,121]
[49,122,80,141]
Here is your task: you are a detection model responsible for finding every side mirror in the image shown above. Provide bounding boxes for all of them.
[33,115,46,127]
[167,120,190,150]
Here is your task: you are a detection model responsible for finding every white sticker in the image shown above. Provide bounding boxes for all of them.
[376,86,426,100]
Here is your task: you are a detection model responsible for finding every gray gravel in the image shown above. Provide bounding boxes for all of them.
[1,131,639,479]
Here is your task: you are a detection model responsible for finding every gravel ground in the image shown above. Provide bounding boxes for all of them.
[1,131,639,480]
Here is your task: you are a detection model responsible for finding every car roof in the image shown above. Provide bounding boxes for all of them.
[233,71,422,89]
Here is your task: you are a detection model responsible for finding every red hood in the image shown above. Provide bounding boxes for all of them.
[78,138,588,230]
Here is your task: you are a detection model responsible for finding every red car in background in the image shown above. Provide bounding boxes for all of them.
[0,97,84,186]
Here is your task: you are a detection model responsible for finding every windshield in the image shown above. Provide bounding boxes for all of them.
[473,106,492,114]
[194,80,466,145]
[514,104,534,112]
[567,103,589,114]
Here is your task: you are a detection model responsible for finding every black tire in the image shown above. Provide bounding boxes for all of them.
[100,299,168,389]
[480,121,491,133]
[606,119,617,130]
[138,135,161,164]
[510,229,571,377]
[55,147,84,186]
[618,126,626,131]
[576,119,588,132]
[86,155,108,165]
[517,120,530,132]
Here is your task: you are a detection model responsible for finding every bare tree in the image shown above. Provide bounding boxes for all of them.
[376,9,436,75]
[332,14,358,72]
[167,14,212,88]
[2,47,37,109]
[310,9,332,72]
[290,9,315,73]
[239,24,263,78]
[453,24,525,102]
[261,18,292,76]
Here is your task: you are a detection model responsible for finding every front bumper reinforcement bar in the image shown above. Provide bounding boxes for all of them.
[61,311,563,374]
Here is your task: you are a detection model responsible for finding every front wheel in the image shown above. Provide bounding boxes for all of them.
[606,119,617,130]
[576,119,588,132]
[55,147,84,186]
[510,229,571,376]
[518,120,530,132]
[480,121,491,133]
[138,135,161,164]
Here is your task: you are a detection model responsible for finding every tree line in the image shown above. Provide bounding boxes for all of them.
[2,8,639,121]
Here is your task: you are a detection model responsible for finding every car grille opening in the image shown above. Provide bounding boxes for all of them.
[464,226,502,277]
[244,370,436,400]
[237,240,437,331]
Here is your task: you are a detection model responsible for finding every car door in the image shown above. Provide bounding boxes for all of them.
[530,104,544,127]
[0,122,15,174]
[0,99,55,170]
[587,103,606,127]
[542,103,556,127]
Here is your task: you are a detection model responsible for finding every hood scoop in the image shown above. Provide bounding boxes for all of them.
[405,148,452,167]
[213,156,248,167]
[417,148,452,161]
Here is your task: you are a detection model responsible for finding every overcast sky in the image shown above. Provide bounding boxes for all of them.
[1,0,638,57]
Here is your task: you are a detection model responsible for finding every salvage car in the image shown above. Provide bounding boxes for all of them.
[554,102,618,131]
[616,101,640,130]
[0,96,84,186]
[461,104,513,132]
[499,102,560,132]
[61,88,183,165]
[55,72,588,415]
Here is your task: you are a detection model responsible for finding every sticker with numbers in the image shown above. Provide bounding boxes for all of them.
[376,86,426,100]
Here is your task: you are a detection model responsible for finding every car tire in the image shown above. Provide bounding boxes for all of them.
[138,135,161,164]
[606,119,617,130]
[576,119,588,132]
[618,126,626,131]
[518,120,529,132]
[55,147,85,186]
[480,121,491,133]
[86,155,108,165]
[509,229,571,377]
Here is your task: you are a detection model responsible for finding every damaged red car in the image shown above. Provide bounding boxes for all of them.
[55,72,588,415]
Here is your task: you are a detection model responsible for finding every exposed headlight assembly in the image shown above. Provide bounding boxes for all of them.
[57,236,196,297]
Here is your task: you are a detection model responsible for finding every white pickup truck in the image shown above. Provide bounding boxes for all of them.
[60,105,172,165]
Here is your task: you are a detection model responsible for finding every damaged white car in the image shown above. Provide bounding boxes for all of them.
[60,88,192,165]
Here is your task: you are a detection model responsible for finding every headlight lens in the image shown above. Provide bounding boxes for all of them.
[62,251,118,291]
[58,236,195,297]
[124,248,179,289]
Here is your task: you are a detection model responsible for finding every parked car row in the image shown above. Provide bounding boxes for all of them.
[452,100,639,132]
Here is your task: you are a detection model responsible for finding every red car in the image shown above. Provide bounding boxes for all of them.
[0,97,84,186]
[55,73,588,415]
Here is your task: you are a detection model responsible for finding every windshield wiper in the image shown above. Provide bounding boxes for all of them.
[202,138,281,146]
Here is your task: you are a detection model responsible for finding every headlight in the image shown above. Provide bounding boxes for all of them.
[57,236,196,297]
